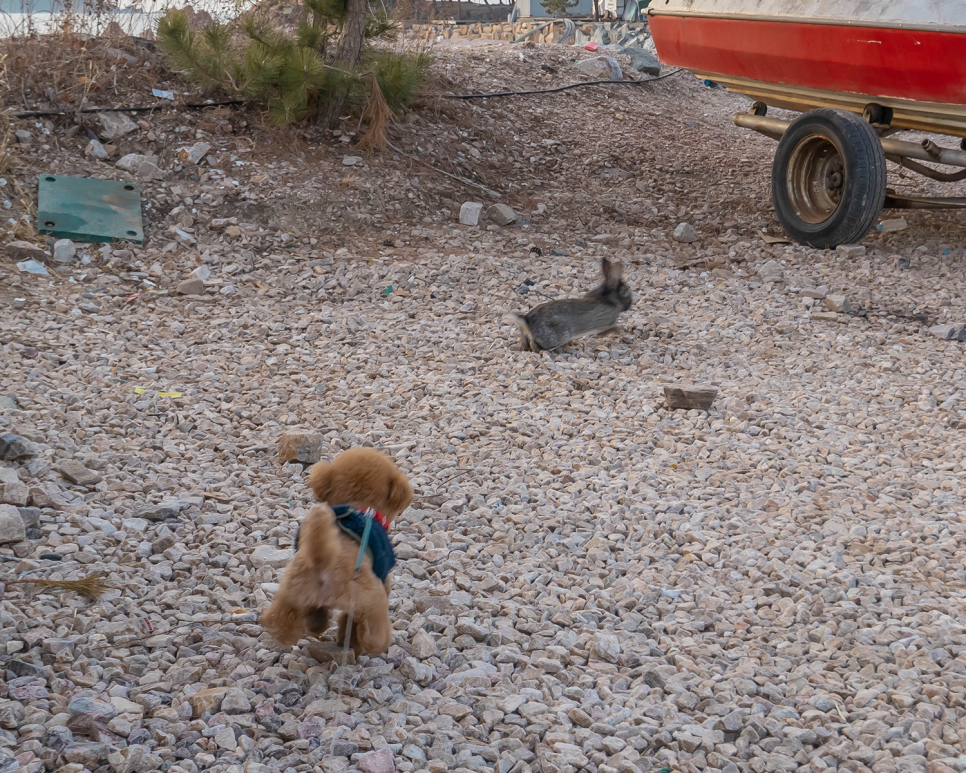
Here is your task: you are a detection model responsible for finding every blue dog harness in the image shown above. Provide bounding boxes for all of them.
[294,505,396,583]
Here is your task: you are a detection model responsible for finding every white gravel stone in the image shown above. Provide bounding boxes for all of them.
[673,222,699,243]
[575,56,622,81]
[97,111,137,140]
[878,218,908,233]
[459,201,485,226]
[410,628,438,659]
[824,294,852,313]
[52,239,77,264]
[0,504,25,544]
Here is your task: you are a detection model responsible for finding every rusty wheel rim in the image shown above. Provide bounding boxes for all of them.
[786,134,845,225]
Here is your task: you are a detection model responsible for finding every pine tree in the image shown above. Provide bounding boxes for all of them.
[156,5,429,137]
[540,0,577,16]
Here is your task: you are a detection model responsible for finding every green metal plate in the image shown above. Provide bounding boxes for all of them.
[37,174,144,244]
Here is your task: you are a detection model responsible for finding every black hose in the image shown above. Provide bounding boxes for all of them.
[441,67,683,99]
[15,99,245,119]
[13,67,684,118]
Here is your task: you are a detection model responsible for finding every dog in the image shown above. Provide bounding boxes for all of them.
[260,447,413,655]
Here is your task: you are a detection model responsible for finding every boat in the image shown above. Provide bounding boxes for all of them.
[646,0,966,248]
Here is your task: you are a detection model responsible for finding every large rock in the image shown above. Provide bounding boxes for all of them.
[188,687,229,717]
[824,294,852,313]
[801,285,830,299]
[0,505,25,545]
[251,545,293,569]
[107,744,161,773]
[487,204,516,226]
[411,629,438,659]
[58,460,101,487]
[278,432,323,465]
[0,468,28,507]
[590,27,610,45]
[664,384,718,410]
[18,507,40,529]
[459,202,484,226]
[109,697,143,716]
[399,657,434,684]
[53,239,77,264]
[220,688,251,714]
[116,154,161,181]
[929,324,966,342]
[134,499,194,521]
[575,56,623,81]
[64,742,109,768]
[5,241,47,262]
[97,111,138,140]
[176,278,206,295]
[672,222,699,243]
[178,142,211,165]
[86,139,109,160]
[306,641,355,664]
[836,244,866,258]
[116,153,158,173]
[0,433,36,461]
[592,632,621,662]
[357,749,395,773]
[68,696,117,720]
[878,218,908,233]
[605,45,661,75]
[758,260,783,281]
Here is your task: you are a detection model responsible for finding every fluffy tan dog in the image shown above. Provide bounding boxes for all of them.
[260,448,413,654]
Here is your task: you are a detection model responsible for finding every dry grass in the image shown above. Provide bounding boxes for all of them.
[0,25,175,116]
[0,87,38,241]
[356,71,394,154]
[4,571,112,599]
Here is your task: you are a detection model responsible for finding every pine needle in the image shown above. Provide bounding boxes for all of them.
[4,572,111,599]
[356,70,393,154]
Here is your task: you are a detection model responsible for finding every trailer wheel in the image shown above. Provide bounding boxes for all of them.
[772,108,886,249]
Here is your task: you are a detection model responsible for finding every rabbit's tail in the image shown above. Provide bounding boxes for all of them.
[505,313,529,333]
[505,313,539,352]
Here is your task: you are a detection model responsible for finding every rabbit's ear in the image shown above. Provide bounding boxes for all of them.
[602,258,623,287]
[601,257,612,280]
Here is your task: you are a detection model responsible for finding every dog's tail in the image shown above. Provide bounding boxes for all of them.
[295,504,342,568]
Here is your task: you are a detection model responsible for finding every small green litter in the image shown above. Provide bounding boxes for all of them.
[381,285,394,297]
[37,174,144,244]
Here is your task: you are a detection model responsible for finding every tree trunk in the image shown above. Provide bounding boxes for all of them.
[319,0,369,127]
[337,0,368,68]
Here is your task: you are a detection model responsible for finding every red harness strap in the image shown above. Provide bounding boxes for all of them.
[371,510,390,532]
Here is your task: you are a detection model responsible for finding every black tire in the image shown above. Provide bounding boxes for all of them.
[771,108,886,249]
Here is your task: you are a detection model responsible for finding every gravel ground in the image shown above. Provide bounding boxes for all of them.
[2,36,966,773]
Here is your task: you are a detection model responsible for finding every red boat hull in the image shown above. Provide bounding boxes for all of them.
[649,13,966,136]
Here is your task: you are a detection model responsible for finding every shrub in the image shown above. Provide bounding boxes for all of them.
[156,4,430,135]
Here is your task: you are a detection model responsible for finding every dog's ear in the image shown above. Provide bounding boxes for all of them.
[386,472,413,517]
[307,462,333,503]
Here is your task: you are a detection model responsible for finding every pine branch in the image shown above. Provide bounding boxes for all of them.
[156,11,230,89]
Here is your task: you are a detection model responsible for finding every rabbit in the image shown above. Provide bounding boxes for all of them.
[507,258,633,352]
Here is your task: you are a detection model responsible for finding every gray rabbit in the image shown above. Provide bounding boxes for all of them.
[508,258,633,352]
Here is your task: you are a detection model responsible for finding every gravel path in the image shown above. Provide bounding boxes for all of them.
[2,39,966,773]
